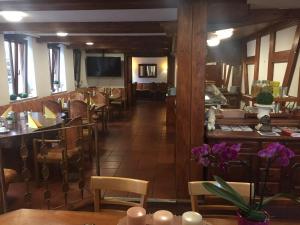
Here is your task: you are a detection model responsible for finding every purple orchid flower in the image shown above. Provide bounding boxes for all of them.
[258,142,295,167]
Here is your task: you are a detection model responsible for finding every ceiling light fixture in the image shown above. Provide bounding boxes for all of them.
[0,11,27,22]
[215,28,234,40]
[207,37,220,47]
[56,32,68,37]
[86,42,94,46]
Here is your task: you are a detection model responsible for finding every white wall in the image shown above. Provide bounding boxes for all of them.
[245,25,300,96]
[81,53,125,88]
[31,38,52,97]
[0,35,9,105]
[132,57,168,83]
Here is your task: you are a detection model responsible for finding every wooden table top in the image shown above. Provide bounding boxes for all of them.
[0,112,64,139]
[0,209,298,225]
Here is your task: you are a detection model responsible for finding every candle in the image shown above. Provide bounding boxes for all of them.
[153,210,174,225]
[126,206,146,225]
[182,211,202,225]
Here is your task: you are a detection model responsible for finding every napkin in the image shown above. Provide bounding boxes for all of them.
[1,106,12,118]
[44,106,57,119]
[28,114,43,129]
[90,98,95,105]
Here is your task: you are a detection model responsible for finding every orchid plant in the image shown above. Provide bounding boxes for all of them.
[192,142,298,222]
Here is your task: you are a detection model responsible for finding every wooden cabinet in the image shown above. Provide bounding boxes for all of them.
[206,127,300,197]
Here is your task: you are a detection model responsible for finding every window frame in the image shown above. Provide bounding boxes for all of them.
[4,36,28,96]
[48,44,61,92]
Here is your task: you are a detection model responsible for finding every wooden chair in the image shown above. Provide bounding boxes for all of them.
[33,117,83,184]
[91,91,109,131]
[90,176,149,212]
[69,100,96,159]
[70,92,85,101]
[188,181,253,213]
[109,88,125,119]
[42,100,62,114]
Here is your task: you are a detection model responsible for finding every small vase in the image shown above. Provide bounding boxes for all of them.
[254,103,274,119]
[237,212,270,225]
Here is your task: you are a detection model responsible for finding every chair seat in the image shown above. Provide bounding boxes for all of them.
[4,168,17,184]
[37,146,80,163]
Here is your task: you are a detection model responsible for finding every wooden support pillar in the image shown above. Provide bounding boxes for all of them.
[167,54,176,86]
[124,54,133,107]
[176,0,207,198]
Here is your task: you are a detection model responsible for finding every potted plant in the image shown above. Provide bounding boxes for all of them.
[192,142,299,225]
[10,94,17,101]
[255,91,274,120]
[53,80,60,92]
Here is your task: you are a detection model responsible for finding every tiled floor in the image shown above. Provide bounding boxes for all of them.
[6,100,176,211]
[96,100,176,199]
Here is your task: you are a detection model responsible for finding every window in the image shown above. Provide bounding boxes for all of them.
[4,38,28,97]
[48,45,60,92]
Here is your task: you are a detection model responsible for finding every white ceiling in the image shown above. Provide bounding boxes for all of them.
[248,0,300,9]
[0,9,177,23]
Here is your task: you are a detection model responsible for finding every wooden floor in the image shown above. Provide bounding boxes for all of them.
[6,100,176,211]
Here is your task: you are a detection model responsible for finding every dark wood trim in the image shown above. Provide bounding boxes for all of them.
[242,43,249,94]
[245,56,255,65]
[283,24,300,91]
[85,49,170,56]
[0,22,171,33]
[245,19,300,42]
[167,55,176,86]
[272,50,290,63]
[267,32,275,81]
[298,66,300,105]
[0,0,178,10]
[176,0,207,198]
[253,36,260,81]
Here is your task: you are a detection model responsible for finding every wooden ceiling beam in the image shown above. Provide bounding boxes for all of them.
[39,35,172,50]
[0,0,178,10]
[0,22,170,33]
[85,48,170,56]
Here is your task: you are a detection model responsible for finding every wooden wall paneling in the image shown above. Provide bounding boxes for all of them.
[267,32,276,81]
[225,65,232,88]
[167,54,176,86]
[254,36,260,81]
[283,25,300,91]
[176,0,207,198]
[125,54,133,107]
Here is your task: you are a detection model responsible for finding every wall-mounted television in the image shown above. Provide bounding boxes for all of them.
[86,57,122,77]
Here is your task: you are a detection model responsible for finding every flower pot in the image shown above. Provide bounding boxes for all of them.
[237,212,270,225]
[254,103,274,119]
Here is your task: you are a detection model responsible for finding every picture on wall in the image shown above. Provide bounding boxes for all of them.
[138,64,157,78]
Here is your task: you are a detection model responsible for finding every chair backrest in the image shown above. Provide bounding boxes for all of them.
[70,92,85,101]
[92,91,109,105]
[90,176,149,212]
[69,100,89,120]
[111,88,122,99]
[64,117,83,150]
[188,181,253,213]
[42,100,62,114]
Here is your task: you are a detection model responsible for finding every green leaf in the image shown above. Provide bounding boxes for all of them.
[202,182,249,212]
[213,176,248,205]
[246,210,267,221]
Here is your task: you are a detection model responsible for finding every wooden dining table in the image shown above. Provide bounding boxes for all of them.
[0,209,298,225]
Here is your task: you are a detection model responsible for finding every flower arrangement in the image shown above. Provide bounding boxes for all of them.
[192,142,298,223]
[256,91,274,105]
